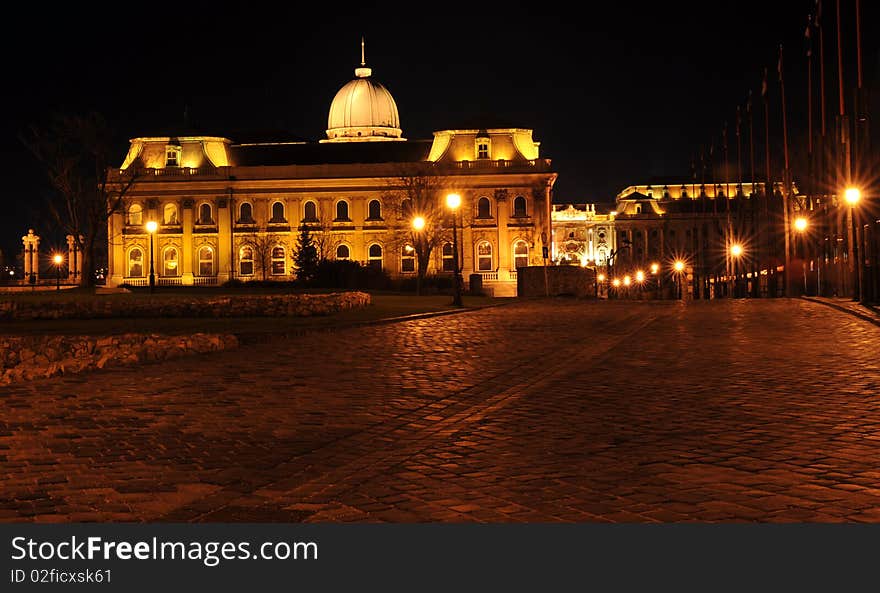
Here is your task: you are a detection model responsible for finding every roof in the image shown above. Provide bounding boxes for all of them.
[230,139,433,166]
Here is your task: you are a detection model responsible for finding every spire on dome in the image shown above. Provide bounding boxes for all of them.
[355,37,371,78]
[361,36,365,66]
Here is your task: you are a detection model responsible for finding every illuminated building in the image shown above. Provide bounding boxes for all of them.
[107,52,556,296]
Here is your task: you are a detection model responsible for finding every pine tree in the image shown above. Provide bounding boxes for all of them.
[293,225,319,283]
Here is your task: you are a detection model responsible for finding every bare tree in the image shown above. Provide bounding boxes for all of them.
[239,228,286,281]
[383,163,451,294]
[21,112,138,287]
[309,216,343,262]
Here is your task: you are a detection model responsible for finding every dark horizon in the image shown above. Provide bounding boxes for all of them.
[2,1,878,261]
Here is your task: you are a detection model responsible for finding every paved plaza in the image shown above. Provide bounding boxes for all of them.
[2,299,880,522]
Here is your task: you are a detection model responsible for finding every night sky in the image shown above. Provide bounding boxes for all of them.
[2,1,878,261]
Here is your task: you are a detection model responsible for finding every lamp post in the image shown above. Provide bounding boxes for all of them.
[730,243,744,298]
[674,260,685,300]
[844,187,862,302]
[411,215,426,296]
[445,193,463,306]
[53,254,63,291]
[146,220,158,293]
[650,262,659,299]
[794,216,808,295]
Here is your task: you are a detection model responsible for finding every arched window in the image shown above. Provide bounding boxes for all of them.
[367,199,382,220]
[513,196,527,217]
[442,242,455,272]
[368,244,383,270]
[239,202,254,223]
[271,246,286,275]
[514,241,529,269]
[335,200,350,221]
[127,248,144,277]
[162,246,179,276]
[400,199,413,219]
[163,203,178,225]
[401,245,415,273]
[270,201,286,223]
[303,200,318,222]
[336,244,350,260]
[239,245,254,276]
[477,197,491,218]
[476,241,493,271]
[198,203,213,225]
[198,246,214,276]
[127,204,143,226]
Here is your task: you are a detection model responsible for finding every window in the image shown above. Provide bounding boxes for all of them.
[165,145,181,167]
[271,246,286,275]
[513,196,527,217]
[336,244,350,260]
[198,246,214,276]
[401,245,415,272]
[442,242,455,272]
[335,200,350,221]
[128,248,144,277]
[163,203,178,225]
[514,241,529,269]
[477,241,493,271]
[368,244,383,270]
[270,202,286,223]
[303,201,318,222]
[367,200,382,220]
[162,247,179,276]
[239,246,254,276]
[477,197,491,218]
[127,204,143,226]
[400,198,413,219]
[198,203,213,225]
[238,202,254,223]
[477,141,489,159]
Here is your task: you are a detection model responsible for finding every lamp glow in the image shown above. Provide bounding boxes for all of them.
[623,275,632,286]
[844,187,861,205]
[597,273,606,282]
[635,270,645,282]
[674,260,685,272]
[794,217,808,232]
[650,262,659,274]
[612,278,621,287]
[53,254,64,265]
[145,220,158,233]
[730,244,743,257]
[446,193,461,210]
[412,216,426,231]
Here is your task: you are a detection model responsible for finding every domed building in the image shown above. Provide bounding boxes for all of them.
[107,49,556,296]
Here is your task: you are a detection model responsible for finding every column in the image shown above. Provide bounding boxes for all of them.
[217,197,231,283]
[495,189,510,278]
[181,199,194,285]
[22,229,39,283]
[108,210,125,287]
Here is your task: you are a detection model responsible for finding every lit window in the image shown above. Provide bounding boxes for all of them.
[163,203,178,225]
[442,242,454,272]
[165,145,181,167]
[127,204,143,226]
[336,244,350,260]
[198,203,213,225]
[513,196,527,217]
[368,200,382,220]
[514,241,529,269]
[270,202,286,223]
[128,248,144,277]
[239,246,254,276]
[336,200,350,221]
[163,247,179,276]
[477,142,489,159]
[238,202,254,223]
[198,246,214,276]
[368,244,383,270]
[477,197,491,218]
[303,201,318,222]
[271,246,286,275]
[477,241,493,271]
[401,245,415,273]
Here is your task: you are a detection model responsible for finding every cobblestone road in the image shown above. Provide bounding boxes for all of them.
[2,299,880,522]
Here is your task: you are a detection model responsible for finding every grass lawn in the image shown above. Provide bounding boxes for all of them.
[0,293,509,337]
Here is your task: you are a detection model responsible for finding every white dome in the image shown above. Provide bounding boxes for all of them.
[323,65,405,142]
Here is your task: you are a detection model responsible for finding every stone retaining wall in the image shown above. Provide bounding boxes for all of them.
[0,292,370,320]
[0,333,239,386]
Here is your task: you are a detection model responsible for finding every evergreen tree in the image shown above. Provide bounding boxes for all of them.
[293,225,319,283]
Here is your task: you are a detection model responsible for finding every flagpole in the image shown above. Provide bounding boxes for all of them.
[763,67,773,296]
[779,44,793,297]
[748,91,758,296]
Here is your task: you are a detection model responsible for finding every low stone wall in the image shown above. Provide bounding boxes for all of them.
[517,266,597,298]
[0,292,371,321]
[0,333,239,386]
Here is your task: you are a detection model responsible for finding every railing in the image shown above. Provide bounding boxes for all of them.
[193,276,218,286]
[447,158,552,171]
[122,277,148,286]
[157,277,182,286]
[479,272,499,281]
[120,166,228,178]
[508,271,517,281]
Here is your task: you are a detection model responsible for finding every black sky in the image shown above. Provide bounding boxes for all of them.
[2,0,878,260]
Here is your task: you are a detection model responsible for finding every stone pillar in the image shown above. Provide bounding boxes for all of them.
[495,189,509,276]
[66,235,83,283]
[181,199,194,285]
[22,229,39,284]
[217,197,231,283]
[108,210,125,287]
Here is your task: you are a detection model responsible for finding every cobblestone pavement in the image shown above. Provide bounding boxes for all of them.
[2,299,880,523]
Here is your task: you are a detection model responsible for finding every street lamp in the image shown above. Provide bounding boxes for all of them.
[729,244,744,298]
[146,220,158,293]
[844,187,862,302]
[674,260,685,300]
[794,217,808,294]
[53,254,63,291]
[445,193,463,306]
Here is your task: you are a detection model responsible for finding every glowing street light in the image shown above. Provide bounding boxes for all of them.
[597,273,606,283]
[52,253,64,291]
[445,194,463,307]
[844,187,861,205]
[412,216,426,231]
[673,260,685,300]
[844,187,862,301]
[673,260,685,272]
[793,217,809,294]
[146,220,158,293]
[650,262,659,275]
[623,275,632,287]
[794,217,808,232]
[635,270,645,283]
[612,278,621,287]
[730,243,744,258]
